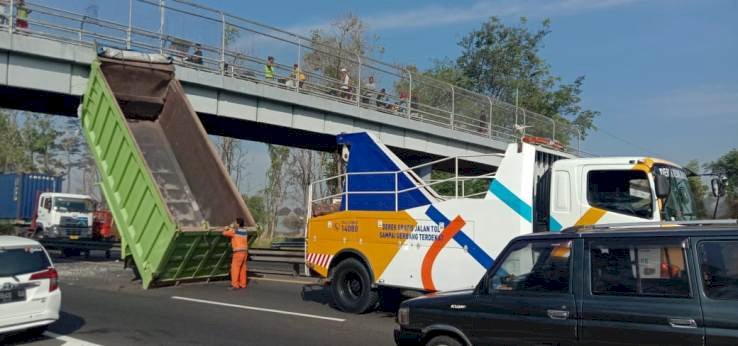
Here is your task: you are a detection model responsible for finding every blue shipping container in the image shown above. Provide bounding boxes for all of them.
[0,173,63,222]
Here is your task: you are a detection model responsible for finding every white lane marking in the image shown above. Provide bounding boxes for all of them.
[171,296,346,322]
[249,276,317,285]
[43,331,102,346]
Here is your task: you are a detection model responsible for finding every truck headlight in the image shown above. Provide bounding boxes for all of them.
[48,226,60,236]
[397,306,410,326]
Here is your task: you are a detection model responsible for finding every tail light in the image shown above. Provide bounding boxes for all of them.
[30,267,59,292]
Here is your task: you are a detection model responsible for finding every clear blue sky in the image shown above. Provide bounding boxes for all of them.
[199,0,737,167]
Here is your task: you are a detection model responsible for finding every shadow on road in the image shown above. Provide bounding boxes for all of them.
[0,311,86,345]
[300,284,402,318]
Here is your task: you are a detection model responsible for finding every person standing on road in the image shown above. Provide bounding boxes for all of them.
[223,218,248,290]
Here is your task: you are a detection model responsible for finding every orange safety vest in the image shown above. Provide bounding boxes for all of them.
[223,228,248,252]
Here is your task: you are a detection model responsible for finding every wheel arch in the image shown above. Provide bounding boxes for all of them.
[328,248,376,284]
[422,325,472,346]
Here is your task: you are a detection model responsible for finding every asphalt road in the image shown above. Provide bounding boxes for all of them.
[1,252,399,346]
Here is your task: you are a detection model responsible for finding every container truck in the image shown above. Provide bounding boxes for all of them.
[305,132,699,313]
[0,173,62,225]
[79,49,255,288]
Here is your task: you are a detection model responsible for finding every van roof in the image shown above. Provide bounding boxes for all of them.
[0,236,43,248]
[517,221,738,241]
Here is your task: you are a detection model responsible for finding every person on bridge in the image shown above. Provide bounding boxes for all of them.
[340,68,351,100]
[15,0,30,30]
[223,218,248,290]
[264,56,275,81]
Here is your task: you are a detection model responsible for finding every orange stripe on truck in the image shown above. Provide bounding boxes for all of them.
[575,207,607,226]
[421,216,466,291]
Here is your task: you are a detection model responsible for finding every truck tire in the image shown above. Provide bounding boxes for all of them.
[426,335,462,346]
[330,258,379,314]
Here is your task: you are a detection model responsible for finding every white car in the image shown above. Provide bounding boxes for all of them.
[0,236,61,335]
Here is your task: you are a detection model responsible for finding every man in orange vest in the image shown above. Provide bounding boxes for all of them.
[223,218,248,290]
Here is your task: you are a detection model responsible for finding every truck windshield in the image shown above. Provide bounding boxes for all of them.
[653,165,698,221]
[53,197,94,213]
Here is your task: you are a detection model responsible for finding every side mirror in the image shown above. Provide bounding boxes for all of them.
[655,174,671,199]
[711,178,726,198]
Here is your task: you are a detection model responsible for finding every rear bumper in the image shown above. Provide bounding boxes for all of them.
[394,328,423,346]
[0,290,61,334]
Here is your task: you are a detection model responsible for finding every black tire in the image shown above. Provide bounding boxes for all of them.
[426,335,462,346]
[330,258,379,314]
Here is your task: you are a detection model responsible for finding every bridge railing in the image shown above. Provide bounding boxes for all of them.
[9,0,583,152]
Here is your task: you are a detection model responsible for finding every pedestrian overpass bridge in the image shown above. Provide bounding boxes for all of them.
[0,1,582,172]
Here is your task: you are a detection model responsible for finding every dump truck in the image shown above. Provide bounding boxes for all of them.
[79,49,255,288]
[306,132,700,313]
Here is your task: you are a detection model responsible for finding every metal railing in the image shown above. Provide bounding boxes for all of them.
[1,0,586,153]
[306,153,503,216]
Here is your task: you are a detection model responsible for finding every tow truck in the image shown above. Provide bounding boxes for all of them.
[305,132,700,313]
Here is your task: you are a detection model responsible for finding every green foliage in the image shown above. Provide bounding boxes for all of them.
[24,114,62,175]
[418,17,599,142]
[263,145,290,239]
[243,194,266,229]
[430,170,489,198]
[0,111,32,172]
[707,149,738,218]
[684,160,707,218]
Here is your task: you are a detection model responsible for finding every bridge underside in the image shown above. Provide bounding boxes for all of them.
[0,84,495,174]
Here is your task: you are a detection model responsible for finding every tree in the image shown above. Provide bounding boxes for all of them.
[0,110,32,172]
[57,119,84,192]
[262,145,290,240]
[706,149,738,218]
[424,17,599,142]
[243,194,266,229]
[24,114,62,175]
[685,160,708,218]
[304,13,384,83]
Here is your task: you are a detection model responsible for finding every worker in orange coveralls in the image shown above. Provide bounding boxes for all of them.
[223,218,248,290]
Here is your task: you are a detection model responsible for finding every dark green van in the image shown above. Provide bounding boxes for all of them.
[395,221,738,346]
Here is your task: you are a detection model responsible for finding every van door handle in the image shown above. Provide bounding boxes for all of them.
[668,318,697,329]
[547,309,569,320]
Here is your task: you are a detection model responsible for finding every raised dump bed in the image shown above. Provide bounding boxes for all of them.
[80,53,255,288]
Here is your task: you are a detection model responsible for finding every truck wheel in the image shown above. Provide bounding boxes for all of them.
[426,335,462,346]
[330,258,379,314]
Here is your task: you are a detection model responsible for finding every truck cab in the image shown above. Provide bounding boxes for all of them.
[544,157,698,233]
[34,193,95,240]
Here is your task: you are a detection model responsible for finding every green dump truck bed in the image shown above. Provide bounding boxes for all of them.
[80,54,255,288]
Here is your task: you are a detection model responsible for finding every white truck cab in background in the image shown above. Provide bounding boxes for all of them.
[34,193,95,240]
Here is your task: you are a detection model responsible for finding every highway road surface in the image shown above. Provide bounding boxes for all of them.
[1,252,399,346]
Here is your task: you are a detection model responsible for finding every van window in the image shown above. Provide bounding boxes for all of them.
[587,170,653,219]
[489,240,572,294]
[698,241,738,300]
[43,197,52,211]
[0,246,51,276]
[590,239,690,298]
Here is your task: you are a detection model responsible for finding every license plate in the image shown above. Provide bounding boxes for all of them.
[69,235,80,240]
[0,289,26,304]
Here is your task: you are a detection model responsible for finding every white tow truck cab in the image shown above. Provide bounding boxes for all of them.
[34,193,95,240]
